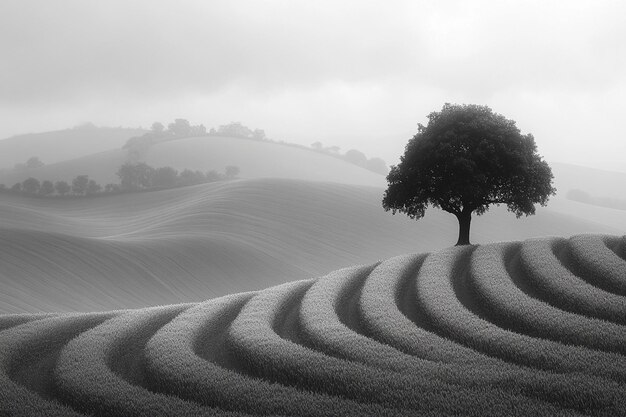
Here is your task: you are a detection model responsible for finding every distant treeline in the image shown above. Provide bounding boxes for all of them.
[309,142,388,175]
[124,119,389,175]
[0,163,240,198]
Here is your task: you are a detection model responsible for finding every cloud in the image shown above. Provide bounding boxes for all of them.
[2,0,625,102]
[0,0,419,103]
[0,0,624,171]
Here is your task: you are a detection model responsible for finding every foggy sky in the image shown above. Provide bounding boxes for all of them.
[1,0,625,172]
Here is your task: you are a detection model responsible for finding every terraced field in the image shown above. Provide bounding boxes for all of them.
[1,234,625,416]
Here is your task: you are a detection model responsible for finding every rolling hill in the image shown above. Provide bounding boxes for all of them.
[0,177,623,314]
[0,127,145,170]
[551,162,626,201]
[1,234,625,416]
[2,128,625,415]
[1,127,625,202]
[0,136,386,187]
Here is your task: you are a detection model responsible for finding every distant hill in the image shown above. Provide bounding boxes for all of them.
[144,136,386,186]
[2,127,624,198]
[551,162,626,200]
[0,126,145,169]
[0,177,622,314]
[0,136,386,187]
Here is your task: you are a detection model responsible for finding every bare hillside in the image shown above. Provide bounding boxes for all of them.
[0,178,622,314]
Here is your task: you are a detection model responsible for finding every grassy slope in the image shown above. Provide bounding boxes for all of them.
[1,234,625,416]
[0,178,622,314]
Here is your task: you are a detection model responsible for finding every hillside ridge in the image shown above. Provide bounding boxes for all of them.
[1,178,623,314]
[1,234,625,416]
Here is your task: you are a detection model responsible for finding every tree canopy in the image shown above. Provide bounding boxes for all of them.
[383,103,556,245]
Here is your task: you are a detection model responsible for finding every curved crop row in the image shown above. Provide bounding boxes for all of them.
[299,263,424,370]
[359,253,494,364]
[228,279,569,416]
[417,245,626,382]
[0,312,113,417]
[566,234,626,295]
[53,304,232,417]
[516,238,626,324]
[297,259,598,414]
[2,234,626,416]
[144,292,407,417]
[471,241,626,357]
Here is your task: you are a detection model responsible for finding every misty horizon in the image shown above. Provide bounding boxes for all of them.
[1,0,625,172]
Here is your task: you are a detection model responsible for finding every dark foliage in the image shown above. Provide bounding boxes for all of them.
[40,180,55,196]
[1,163,239,200]
[86,179,102,195]
[152,166,179,188]
[117,163,155,191]
[383,103,556,245]
[71,175,90,196]
[22,177,41,194]
[54,181,71,196]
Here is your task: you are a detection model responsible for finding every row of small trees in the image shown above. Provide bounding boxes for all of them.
[1,175,105,196]
[115,163,240,191]
[0,164,240,197]
[124,120,268,162]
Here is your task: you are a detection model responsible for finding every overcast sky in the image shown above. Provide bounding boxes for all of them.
[1,0,625,172]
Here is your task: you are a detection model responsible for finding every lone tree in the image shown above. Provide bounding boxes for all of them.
[383,103,556,246]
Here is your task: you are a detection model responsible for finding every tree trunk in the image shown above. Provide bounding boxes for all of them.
[455,211,472,246]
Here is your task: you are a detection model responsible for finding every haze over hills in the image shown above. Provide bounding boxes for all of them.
[1,128,625,201]
[0,127,624,314]
[1,128,626,416]
[0,127,145,170]
[0,176,623,314]
[551,163,626,198]
[0,135,386,187]
[4,1,626,413]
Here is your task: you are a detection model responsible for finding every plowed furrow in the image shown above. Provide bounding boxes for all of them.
[417,246,626,402]
[145,292,405,417]
[360,254,494,364]
[300,263,420,367]
[53,304,237,417]
[472,241,626,356]
[0,312,113,417]
[228,278,575,416]
[515,238,626,324]
[566,234,626,295]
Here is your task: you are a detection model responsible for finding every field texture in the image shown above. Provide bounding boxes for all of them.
[1,234,625,416]
[2,178,624,314]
